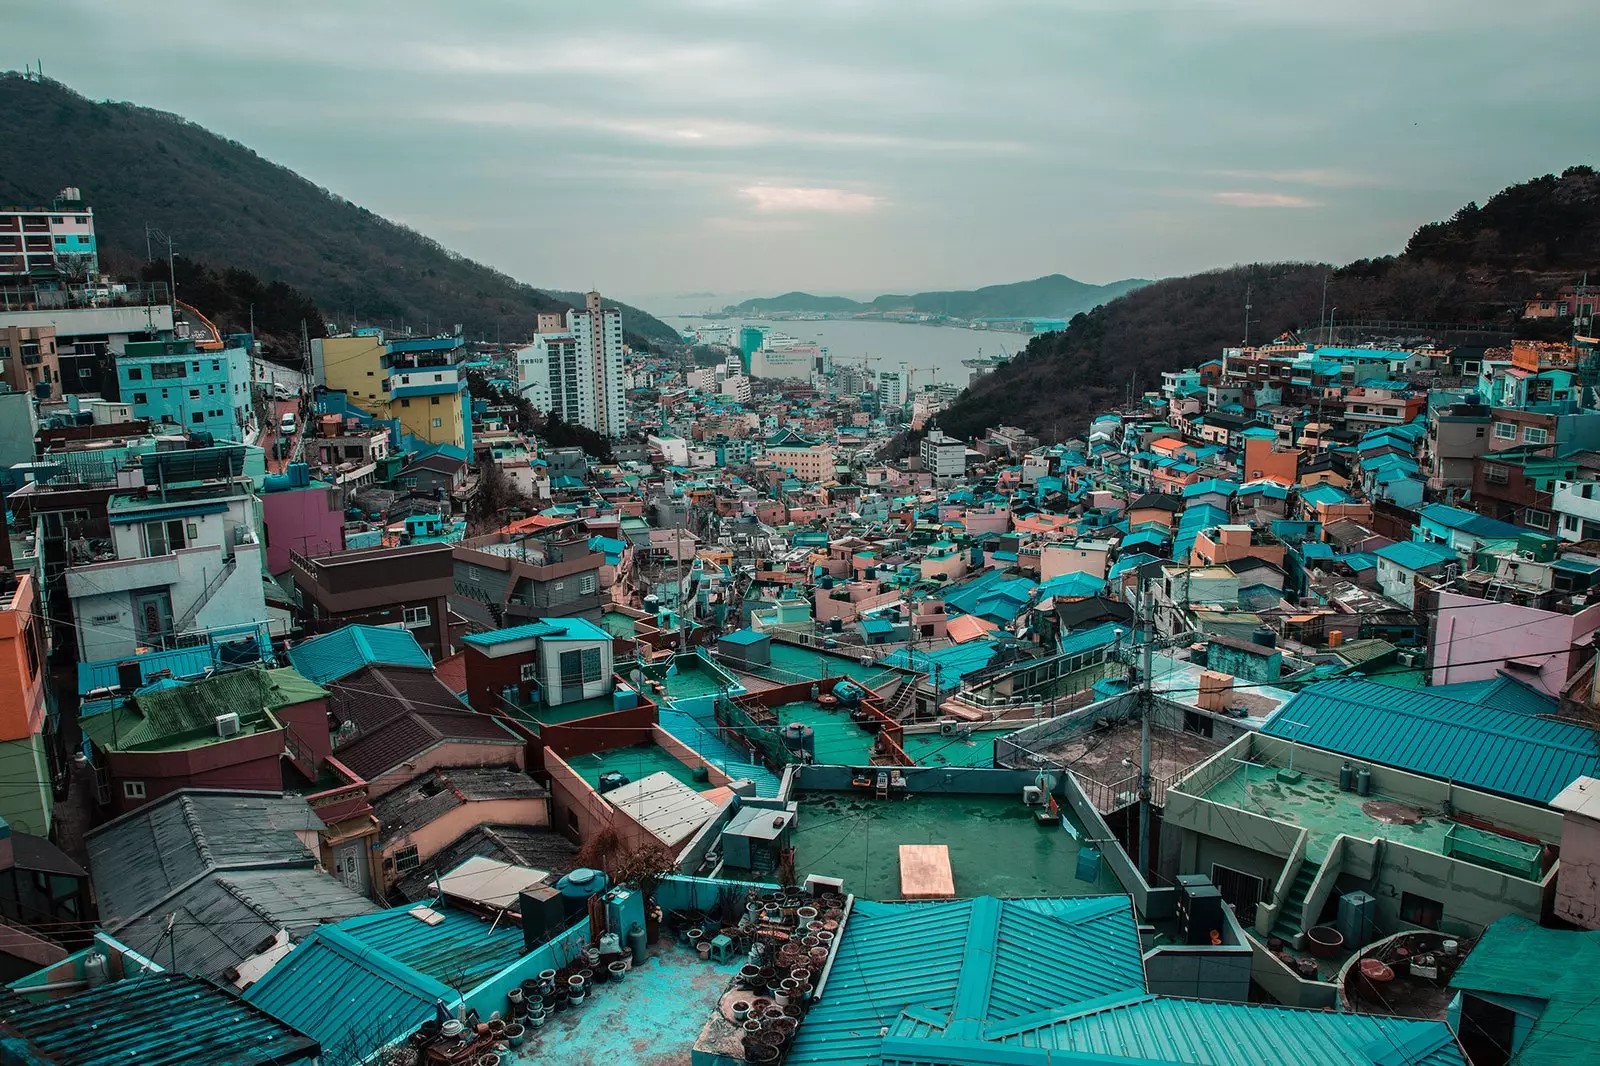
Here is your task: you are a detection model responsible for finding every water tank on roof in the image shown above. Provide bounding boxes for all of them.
[1251,626,1277,649]
[832,681,863,706]
[556,868,610,900]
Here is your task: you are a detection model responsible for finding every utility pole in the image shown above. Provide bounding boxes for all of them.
[1137,603,1154,880]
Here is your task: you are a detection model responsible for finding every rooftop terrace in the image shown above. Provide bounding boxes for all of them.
[791,791,1120,900]
[506,692,623,732]
[512,942,739,1066]
[563,742,706,791]
[1201,765,1458,862]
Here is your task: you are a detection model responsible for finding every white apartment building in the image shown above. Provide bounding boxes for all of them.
[720,374,752,403]
[879,371,905,409]
[921,431,966,479]
[1553,479,1600,542]
[568,291,627,437]
[517,331,594,430]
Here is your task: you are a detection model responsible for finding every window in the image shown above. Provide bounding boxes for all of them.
[1525,511,1551,531]
[132,392,147,404]
[1483,464,1509,485]
[22,620,39,679]
[403,605,430,628]
[122,781,146,799]
[189,388,200,399]
[191,411,204,424]
[431,395,440,405]
[1494,422,1516,440]
[151,362,186,380]
[400,398,410,408]
[144,519,186,556]
[520,662,540,682]
[580,573,598,595]
[1400,891,1442,930]
[432,419,442,428]
[1524,426,1549,445]
[1183,709,1215,738]
[1565,515,1580,532]
[393,845,420,872]
[126,368,143,381]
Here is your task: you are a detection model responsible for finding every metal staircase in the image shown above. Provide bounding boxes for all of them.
[170,554,239,639]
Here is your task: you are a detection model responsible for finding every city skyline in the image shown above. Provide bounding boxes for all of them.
[9,0,1599,304]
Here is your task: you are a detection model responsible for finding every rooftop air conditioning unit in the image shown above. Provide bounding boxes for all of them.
[1022,785,1045,806]
[215,712,241,737]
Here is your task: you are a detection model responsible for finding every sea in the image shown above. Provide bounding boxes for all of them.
[667,314,1019,388]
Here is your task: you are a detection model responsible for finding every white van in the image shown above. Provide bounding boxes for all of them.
[279,412,297,436]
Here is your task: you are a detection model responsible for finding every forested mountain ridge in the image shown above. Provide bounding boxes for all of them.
[935,166,1600,441]
[0,74,682,350]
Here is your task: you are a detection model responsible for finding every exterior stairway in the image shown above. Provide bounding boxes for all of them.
[1271,860,1321,943]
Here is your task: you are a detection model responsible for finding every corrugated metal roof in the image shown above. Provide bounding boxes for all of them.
[789,896,1144,1066]
[998,993,1464,1065]
[287,625,432,684]
[244,923,456,1061]
[1,972,319,1066]
[1263,677,1600,803]
[1447,915,1600,1066]
[337,904,525,988]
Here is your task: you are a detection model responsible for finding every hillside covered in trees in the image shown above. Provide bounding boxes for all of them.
[0,74,681,351]
[935,166,1600,441]
[728,273,1150,320]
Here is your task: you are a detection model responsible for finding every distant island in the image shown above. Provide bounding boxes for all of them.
[722,274,1151,327]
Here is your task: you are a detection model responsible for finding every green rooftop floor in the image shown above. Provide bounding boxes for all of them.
[1201,766,1453,862]
[509,693,623,733]
[763,641,898,686]
[792,791,1121,900]
[563,743,706,791]
[646,656,737,702]
[900,728,1008,768]
[600,611,638,638]
[776,701,878,765]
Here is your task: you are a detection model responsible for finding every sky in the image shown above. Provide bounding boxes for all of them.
[10,0,1599,307]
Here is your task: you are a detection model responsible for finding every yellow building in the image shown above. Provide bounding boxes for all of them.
[313,333,389,414]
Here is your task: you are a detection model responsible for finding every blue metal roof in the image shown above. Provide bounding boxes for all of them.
[287,625,432,684]
[1371,540,1458,572]
[1418,503,1526,541]
[244,916,481,1058]
[720,628,769,647]
[1263,677,1600,803]
[992,993,1466,1066]
[77,645,219,696]
[338,904,525,987]
[6,972,320,1066]
[787,896,1143,1066]
[1037,572,1107,600]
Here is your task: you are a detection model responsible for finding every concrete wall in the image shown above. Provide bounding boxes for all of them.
[1555,808,1600,928]
[1143,907,1252,1002]
[1164,733,1564,938]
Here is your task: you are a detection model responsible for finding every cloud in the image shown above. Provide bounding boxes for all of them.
[739,185,885,213]
[1210,191,1321,209]
[1208,168,1375,188]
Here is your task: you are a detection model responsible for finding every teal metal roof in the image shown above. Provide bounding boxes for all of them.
[1037,573,1107,600]
[287,625,432,684]
[5,972,319,1066]
[1371,540,1458,572]
[995,993,1466,1066]
[244,917,470,1059]
[1263,677,1600,803]
[1448,914,1600,1066]
[1418,503,1526,541]
[460,621,562,646]
[338,904,525,987]
[787,896,1143,1066]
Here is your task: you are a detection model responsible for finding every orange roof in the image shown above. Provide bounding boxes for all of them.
[1150,437,1186,452]
[499,514,571,535]
[434,651,468,695]
[946,614,998,644]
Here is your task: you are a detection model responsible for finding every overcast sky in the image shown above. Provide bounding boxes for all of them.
[12,0,1599,306]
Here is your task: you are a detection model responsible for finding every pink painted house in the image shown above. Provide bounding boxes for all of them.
[1430,591,1600,696]
[261,466,345,575]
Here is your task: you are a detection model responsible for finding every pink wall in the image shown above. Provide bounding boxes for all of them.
[263,485,345,575]
[1431,593,1600,696]
[378,796,549,892]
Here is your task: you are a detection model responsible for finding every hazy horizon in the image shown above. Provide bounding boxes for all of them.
[11,0,1599,301]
